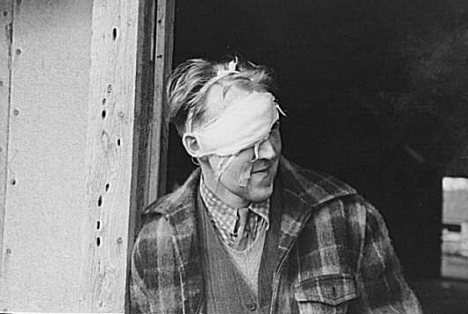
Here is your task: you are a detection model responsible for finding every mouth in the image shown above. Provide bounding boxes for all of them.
[251,163,270,174]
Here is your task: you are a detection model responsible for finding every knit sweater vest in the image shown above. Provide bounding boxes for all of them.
[197,191,282,314]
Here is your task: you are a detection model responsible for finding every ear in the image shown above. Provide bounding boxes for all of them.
[182,134,201,157]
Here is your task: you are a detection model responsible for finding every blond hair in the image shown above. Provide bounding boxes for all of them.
[167,57,275,135]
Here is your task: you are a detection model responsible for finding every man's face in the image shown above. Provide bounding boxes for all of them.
[199,86,282,207]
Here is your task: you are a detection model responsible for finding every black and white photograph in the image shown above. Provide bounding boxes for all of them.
[0,0,466,313]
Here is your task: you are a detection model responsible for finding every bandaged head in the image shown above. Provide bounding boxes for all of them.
[169,57,284,187]
[183,90,281,158]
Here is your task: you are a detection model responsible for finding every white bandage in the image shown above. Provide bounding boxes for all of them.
[183,91,279,158]
[185,60,239,133]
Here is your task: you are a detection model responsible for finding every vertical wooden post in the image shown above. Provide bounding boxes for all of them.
[0,0,13,270]
[78,0,147,311]
[0,0,168,310]
[145,0,176,206]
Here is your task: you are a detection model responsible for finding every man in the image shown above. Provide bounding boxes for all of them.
[130,57,423,313]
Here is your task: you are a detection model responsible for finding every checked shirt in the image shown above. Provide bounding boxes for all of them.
[199,177,269,249]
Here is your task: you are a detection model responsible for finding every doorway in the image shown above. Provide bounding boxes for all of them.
[167,0,468,283]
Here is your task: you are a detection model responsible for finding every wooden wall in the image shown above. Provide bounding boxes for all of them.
[0,0,152,311]
[0,0,13,276]
[0,1,93,310]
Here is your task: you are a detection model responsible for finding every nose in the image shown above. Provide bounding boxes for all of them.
[257,138,278,160]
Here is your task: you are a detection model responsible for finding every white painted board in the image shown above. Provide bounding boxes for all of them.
[0,0,93,311]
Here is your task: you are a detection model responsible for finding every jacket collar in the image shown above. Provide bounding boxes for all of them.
[274,157,357,263]
[279,157,356,207]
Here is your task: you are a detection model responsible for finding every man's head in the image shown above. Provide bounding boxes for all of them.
[167,57,283,207]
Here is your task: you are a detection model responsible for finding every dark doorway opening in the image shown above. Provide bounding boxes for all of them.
[167,0,468,285]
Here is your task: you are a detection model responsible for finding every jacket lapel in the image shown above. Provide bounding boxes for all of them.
[145,168,203,314]
[276,157,357,265]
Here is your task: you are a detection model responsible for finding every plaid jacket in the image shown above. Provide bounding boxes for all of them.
[130,157,423,313]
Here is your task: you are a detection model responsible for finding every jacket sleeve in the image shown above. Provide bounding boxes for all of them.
[129,216,178,314]
[352,202,424,313]
[130,235,151,314]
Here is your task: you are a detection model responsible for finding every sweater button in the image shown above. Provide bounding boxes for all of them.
[246,302,257,311]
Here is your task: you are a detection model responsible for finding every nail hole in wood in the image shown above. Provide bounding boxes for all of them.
[112,27,118,40]
[101,110,106,119]
[105,183,110,192]
[97,195,103,207]
[107,84,112,93]
[97,221,101,230]
[116,138,121,146]
[96,237,101,246]
[10,179,16,185]
[15,48,22,55]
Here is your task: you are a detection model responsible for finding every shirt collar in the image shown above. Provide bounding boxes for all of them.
[199,176,270,235]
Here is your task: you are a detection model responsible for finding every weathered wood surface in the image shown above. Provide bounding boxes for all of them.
[0,0,163,311]
[0,0,93,311]
[78,0,144,311]
[145,0,176,205]
[0,0,13,276]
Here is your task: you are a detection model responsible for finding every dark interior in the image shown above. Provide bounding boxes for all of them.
[167,0,468,281]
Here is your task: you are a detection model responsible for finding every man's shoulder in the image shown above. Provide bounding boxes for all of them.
[136,168,201,242]
[144,167,201,216]
[279,156,358,207]
[280,158,380,242]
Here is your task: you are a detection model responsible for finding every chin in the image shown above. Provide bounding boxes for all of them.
[246,185,274,203]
